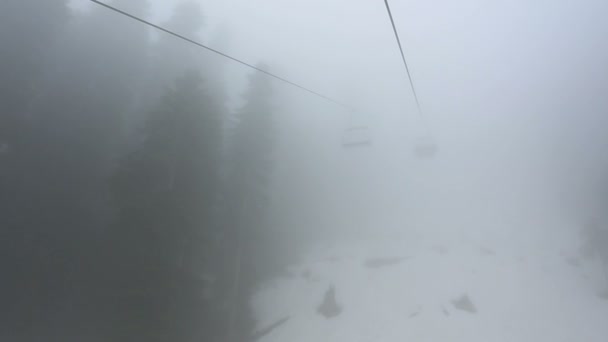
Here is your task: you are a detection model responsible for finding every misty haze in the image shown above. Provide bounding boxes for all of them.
[2,0,608,341]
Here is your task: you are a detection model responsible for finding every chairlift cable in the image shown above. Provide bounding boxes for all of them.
[88,0,353,111]
[382,0,431,135]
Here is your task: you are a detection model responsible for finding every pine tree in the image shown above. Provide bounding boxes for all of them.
[106,70,223,342]
[224,66,278,341]
[233,66,277,276]
[0,1,74,339]
[152,1,206,93]
[0,0,69,146]
[22,4,154,334]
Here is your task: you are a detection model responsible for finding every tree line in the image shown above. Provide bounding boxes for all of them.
[0,1,279,341]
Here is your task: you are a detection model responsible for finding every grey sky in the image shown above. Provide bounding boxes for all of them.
[71,0,608,230]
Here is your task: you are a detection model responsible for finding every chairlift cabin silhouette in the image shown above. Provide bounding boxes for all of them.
[342,126,372,148]
[342,110,371,149]
[414,136,437,159]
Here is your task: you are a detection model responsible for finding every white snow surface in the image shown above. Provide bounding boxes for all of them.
[251,223,608,342]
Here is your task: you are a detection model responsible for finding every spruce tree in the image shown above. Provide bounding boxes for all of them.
[225,66,277,341]
[107,70,223,342]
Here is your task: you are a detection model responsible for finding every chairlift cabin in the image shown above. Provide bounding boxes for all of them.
[414,137,437,159]
[341,106,372,149]
[342,126,372,148]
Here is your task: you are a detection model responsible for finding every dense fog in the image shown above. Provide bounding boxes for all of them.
[2,0,608,341]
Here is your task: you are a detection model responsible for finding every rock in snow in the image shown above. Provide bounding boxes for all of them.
[317,285,342,318]
[451,294,477,313]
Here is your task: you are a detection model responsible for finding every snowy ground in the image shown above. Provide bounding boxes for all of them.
[251,223,608,342]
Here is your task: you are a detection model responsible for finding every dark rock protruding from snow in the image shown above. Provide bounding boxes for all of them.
[565,256,581,267]
[451,294,477,313]
[479,246,496,256]
[597,290,608,300]
[364,257,408,269]
[250,316,290,341]
[432,245,449,255]
[317,285,342,318]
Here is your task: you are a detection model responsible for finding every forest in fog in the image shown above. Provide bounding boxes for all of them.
[4,0,608,341]
[0,1,280,341]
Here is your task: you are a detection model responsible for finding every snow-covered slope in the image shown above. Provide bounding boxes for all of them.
[251,224,608,342]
